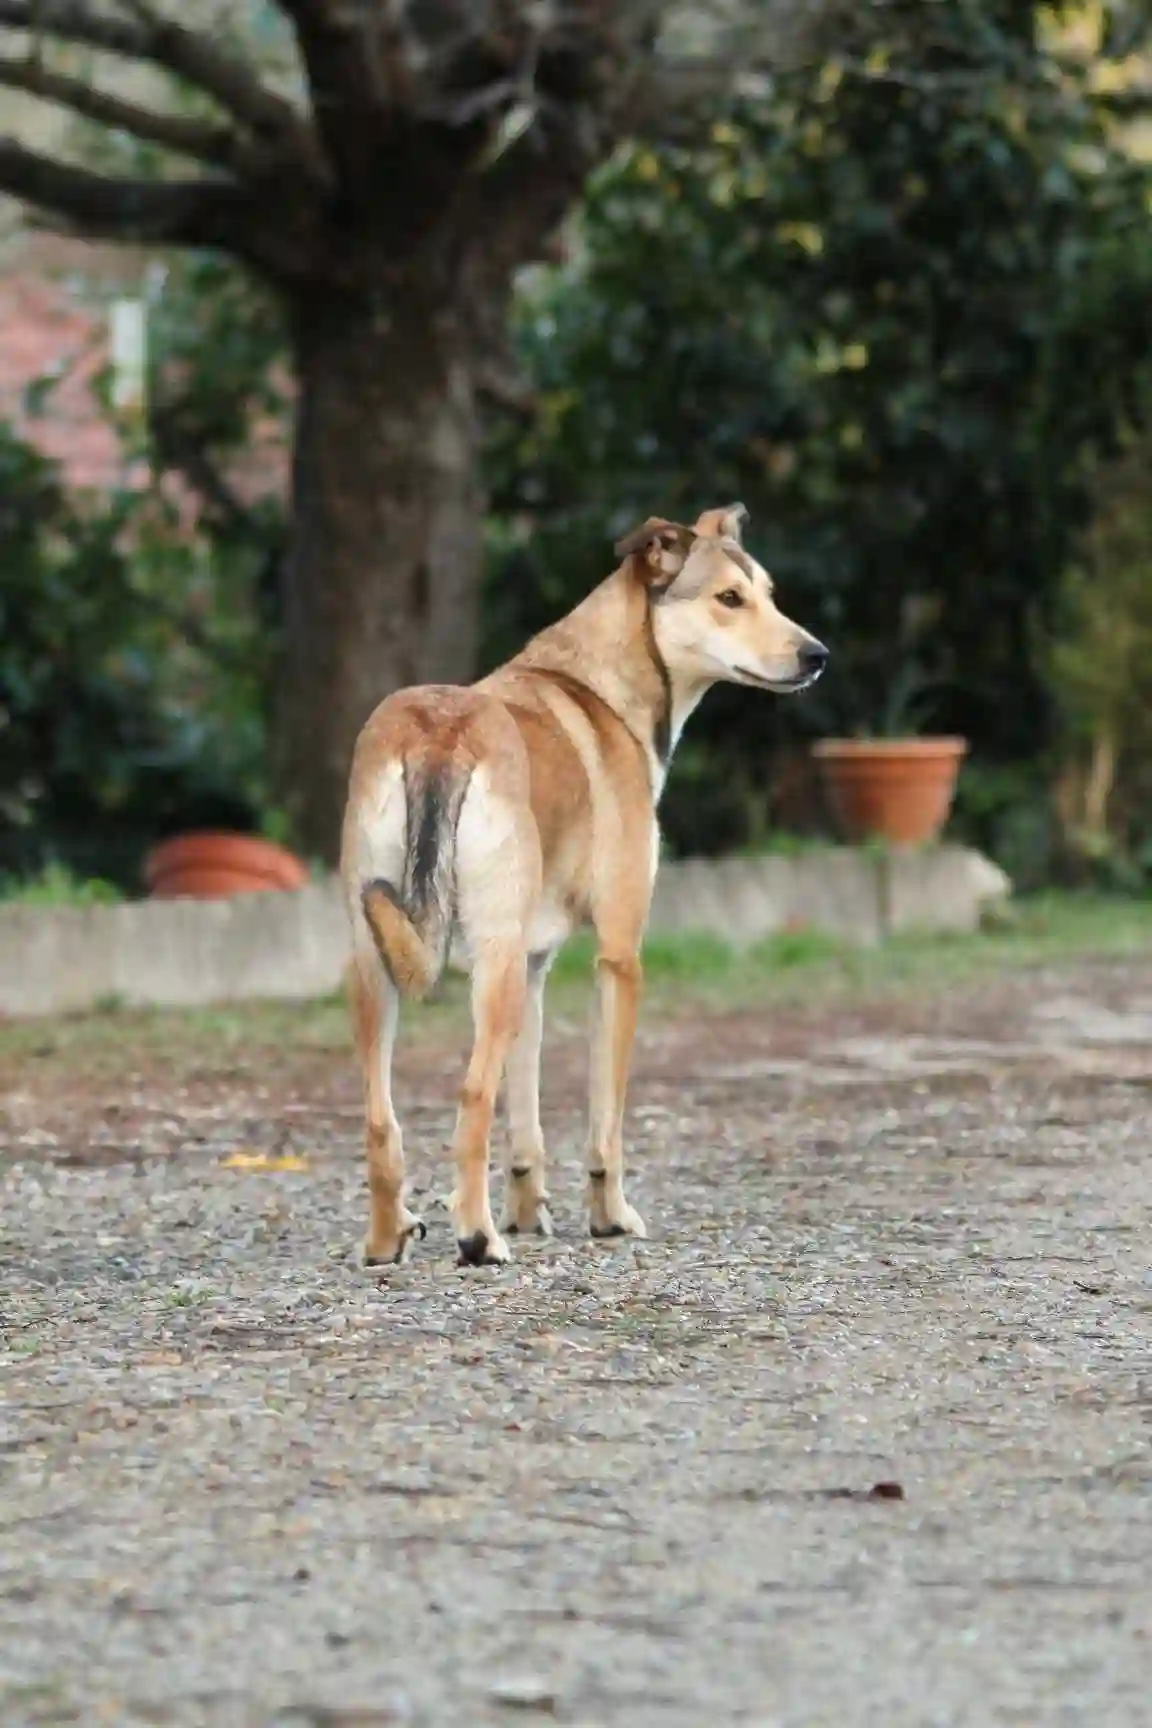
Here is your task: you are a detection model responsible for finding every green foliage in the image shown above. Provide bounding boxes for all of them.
[487,0,1152,857]
[1043,416,1152,878]
[0,245,288,891]
[145,252,287,513]
[0,862,123,906]
[1047,432,1152,750]
[0,415,267,888]
[952,762,1061,890]
[139,252,289,815]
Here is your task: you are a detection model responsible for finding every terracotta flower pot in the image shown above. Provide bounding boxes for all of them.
[144,831,310,900]
[812,738,969,846]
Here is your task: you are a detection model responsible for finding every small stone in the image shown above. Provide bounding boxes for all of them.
[489,1677,558,1713]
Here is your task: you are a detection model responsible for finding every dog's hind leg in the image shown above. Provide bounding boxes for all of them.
[449,762,539,1266]
[500,949,554,1237]
[450,946,526,1266]
[349,953,426,1266]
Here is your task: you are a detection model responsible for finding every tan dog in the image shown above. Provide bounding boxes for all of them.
[341,504,827,1266]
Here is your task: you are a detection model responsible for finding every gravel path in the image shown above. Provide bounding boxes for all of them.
[2,959,1151,1726]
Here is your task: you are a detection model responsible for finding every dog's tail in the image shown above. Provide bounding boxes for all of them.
[361,763,471,999]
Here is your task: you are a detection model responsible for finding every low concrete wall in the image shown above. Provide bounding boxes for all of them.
[0,884,348,1018]
[0,846,1009,1018]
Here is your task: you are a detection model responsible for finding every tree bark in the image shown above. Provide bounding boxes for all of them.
[281,285,485,860]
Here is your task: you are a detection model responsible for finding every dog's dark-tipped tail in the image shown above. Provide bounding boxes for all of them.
[361,765,470,999]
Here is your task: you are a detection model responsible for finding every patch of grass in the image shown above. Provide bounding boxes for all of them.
[551,925,849,988]
[643,931,743,980]
[603,891,1149,1013]
[551,929,739,985]
[729,833,836,860]
[489,892,1152,1024]
[879,890,1152,984]
[0,974,475,1083]
[732,890,1152,1007]
[752,927,849,969]
[0,862,123,907]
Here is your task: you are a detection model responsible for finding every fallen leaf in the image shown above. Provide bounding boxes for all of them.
[221,1150,310,1173]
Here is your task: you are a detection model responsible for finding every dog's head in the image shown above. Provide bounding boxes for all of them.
[615,504,828,694]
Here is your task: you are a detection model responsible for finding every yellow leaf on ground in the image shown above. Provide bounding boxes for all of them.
[221,1150,309,1172]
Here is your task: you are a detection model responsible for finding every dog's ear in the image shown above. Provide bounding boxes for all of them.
[614,516,696,588]
[694,502,748,543]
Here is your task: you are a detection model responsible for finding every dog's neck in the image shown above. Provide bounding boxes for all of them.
[513,566,711,795]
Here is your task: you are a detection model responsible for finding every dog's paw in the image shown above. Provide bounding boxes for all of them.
[589,1198,647,1241]
[501,1160,553,1239]
[362,1212,426,1268]
[501,1200,554,1239]
[456,1226,512,1268]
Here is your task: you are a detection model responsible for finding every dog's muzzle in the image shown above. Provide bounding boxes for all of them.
[735,639,829,695]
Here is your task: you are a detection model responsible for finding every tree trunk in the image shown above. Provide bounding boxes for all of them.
[281,286,485,861]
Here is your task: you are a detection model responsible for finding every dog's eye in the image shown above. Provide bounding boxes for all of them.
[717,588,744,609]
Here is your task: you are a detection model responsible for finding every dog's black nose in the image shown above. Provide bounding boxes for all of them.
[800,640,829,675]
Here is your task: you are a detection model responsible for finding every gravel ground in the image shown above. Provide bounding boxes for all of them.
[1,956,1151,1727]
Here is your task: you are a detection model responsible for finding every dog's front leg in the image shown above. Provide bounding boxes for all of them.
[586,949,647,1239]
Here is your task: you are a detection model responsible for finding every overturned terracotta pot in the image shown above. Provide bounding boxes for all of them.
[812,738,968,847]
[144,831,310,899]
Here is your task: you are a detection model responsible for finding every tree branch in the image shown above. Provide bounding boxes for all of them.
[277,0,435,109]
[454,88,614,288]
[0,135,270,256]
[0,0,302,137]
[272,0,400,192]
[0,53,243,168]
